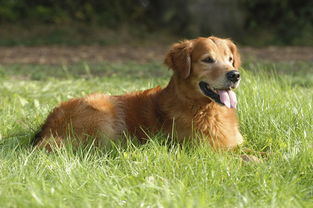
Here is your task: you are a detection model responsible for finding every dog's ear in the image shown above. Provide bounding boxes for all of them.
[164,40,192,79]
[227,40,241,69]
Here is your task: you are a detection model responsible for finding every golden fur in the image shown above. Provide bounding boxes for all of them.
[33,36,243,151]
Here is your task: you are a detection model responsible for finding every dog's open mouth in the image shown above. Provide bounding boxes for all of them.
[199,81,237,108]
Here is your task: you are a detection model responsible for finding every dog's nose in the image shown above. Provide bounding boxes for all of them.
[226,70,240,82]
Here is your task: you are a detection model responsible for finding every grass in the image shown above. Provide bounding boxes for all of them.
[0,60,312,207]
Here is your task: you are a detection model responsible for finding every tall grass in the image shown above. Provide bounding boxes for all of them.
[0,61,312,207]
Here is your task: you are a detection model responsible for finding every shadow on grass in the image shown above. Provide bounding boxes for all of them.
[0,128,181,160]
[0,126,267,165]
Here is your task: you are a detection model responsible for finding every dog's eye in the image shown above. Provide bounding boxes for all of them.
[202,57,215,63]
[229,57,233,62]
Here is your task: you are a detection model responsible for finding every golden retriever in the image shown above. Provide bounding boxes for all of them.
[32,36,243,151]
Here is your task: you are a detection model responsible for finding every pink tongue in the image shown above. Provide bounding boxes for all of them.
[217,90,237,108]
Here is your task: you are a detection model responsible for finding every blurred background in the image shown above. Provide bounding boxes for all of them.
[0,0,312,64]
[1,0,312,45]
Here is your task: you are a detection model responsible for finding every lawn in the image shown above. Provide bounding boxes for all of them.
[0,59,312,207]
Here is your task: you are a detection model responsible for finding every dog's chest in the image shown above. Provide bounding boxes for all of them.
[160,100,242,147]
[194,105,238,134]
[191,105,243,147]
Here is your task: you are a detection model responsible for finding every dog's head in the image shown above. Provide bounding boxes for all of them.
[164,36,241,108]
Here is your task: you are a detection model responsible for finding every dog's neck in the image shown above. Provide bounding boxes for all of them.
[158,76,213,117]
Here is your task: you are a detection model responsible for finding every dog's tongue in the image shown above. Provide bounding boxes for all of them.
[217,90,237,108]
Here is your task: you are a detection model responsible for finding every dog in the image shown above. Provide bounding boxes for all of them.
[32,36,243,151]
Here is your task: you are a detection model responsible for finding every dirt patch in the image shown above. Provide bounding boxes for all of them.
[241,46,313,62]
[0,45,167,65]
[0,45,312,65]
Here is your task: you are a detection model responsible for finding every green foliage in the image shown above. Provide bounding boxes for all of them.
[0,0,312,45]
[0,0,147,26]
[241,0,313,45]
[0,60,313,207]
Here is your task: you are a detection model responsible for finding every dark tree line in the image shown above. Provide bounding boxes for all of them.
[0,0,312,45]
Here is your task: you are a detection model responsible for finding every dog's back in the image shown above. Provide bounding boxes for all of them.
[32,93,126,150]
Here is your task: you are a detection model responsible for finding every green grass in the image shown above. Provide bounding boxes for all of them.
[0,60,312,207]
